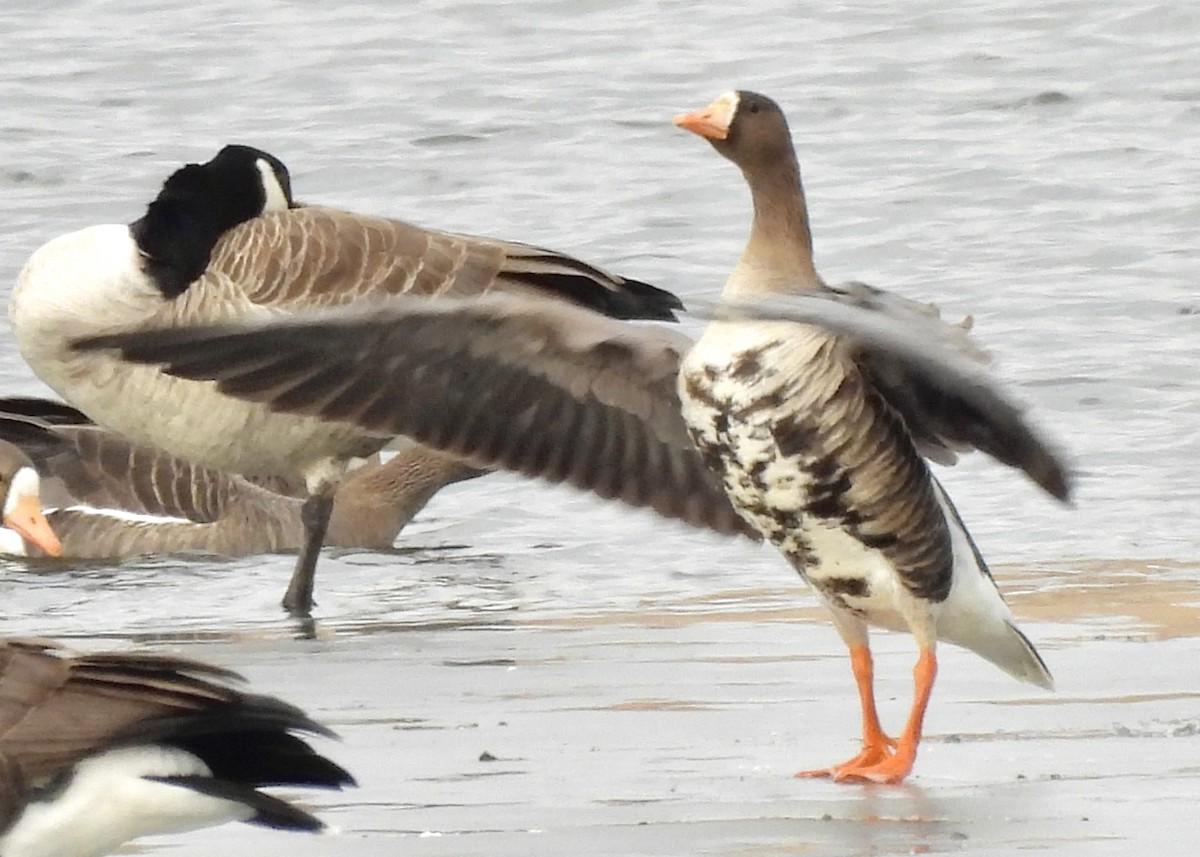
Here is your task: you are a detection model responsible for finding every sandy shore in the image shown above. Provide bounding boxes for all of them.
[120,560,1200,856]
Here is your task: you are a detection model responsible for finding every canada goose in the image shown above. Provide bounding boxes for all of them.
[70,94,1071,783]
[0,399,483,559]
[0,639,354,857]
[11,144,681,615]
[0,442,353,857]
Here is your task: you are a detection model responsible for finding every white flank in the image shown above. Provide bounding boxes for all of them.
[54,505,193,526]
[0,745,253,857]
[10,223,370,478]
[929,478,1054,689]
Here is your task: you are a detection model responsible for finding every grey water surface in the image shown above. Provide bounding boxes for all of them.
[0,1,1197,854]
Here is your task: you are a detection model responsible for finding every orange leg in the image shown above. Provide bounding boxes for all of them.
[795,644,897,779]
[836,647,937,784]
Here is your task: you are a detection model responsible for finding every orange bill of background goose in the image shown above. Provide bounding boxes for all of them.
[10,144,681,616]
[0,397,482,559]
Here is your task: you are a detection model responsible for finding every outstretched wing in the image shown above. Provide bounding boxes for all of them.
[75,295,753,538]
[702,289,1071,501]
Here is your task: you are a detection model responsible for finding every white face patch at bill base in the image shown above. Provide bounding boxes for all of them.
[3,467,41,519]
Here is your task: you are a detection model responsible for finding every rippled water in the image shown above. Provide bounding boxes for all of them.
[0,2,1197,852]
[3,0,1197,635]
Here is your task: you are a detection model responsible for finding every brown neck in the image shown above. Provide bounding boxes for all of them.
[327,448,484,548]
[727,153,821,298]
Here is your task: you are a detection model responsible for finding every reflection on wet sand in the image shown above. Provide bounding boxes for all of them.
[148,576,1200,857]
[995,559,1200,639]
[523,558,1200,642]
[15,549,1195,857]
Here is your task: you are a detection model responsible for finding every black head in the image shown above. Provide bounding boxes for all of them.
[130,144,295,298]
[674,90,796,173]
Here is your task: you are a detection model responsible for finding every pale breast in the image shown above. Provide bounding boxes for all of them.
[679,320,954,613]
[54,359,384,478]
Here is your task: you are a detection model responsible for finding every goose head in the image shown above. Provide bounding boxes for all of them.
[673,90,797,176]
[131,144,295,298]
[0,440,62,557]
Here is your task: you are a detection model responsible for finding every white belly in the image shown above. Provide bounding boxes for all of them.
[678,321,911,630]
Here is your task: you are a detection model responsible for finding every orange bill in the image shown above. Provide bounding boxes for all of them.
[672,92,738,140]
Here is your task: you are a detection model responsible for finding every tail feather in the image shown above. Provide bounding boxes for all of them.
[1001,620,1054,690]
[500,246,683,321]
[932,476,1054,690]
[149,775,326,832]
[167,729,356,790]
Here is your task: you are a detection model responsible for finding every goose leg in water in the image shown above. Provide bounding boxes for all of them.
[283,492,334,616]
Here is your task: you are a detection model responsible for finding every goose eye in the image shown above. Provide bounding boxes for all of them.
[748,103,760,114]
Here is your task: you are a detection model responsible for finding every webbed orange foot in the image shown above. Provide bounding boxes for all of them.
[794,736,898,779]
[828,742,917,784]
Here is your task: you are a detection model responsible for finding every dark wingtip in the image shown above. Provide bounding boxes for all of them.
[604,276,684,322]
[0,396,92,426]
[1044,467,1073,505]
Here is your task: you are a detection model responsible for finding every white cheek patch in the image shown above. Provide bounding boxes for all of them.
[255,159,290,212]
[3,467,41,517]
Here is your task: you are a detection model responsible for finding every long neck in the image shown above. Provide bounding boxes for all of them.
[726,154,821,299]
[327,449,484,548]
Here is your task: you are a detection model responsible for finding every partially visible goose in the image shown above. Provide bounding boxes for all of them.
[0,434,61,559]
[0,399,482,559]
[12,144,681,615]
[0,636,353,857]
[74,92,1072,785]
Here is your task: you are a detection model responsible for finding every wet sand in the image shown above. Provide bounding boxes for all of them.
[132,561,1199,856]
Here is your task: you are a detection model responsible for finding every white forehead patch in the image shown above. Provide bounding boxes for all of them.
[715,90,741,117]
[256,159,289,212]
[3,466,40,517]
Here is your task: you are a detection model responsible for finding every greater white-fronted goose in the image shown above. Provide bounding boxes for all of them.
[11,145,680,615]
[0,432,61,559]
[0,399,482,559]
[71,95,1071,784]
[670,90,1067,783]
[0,441,353,857]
